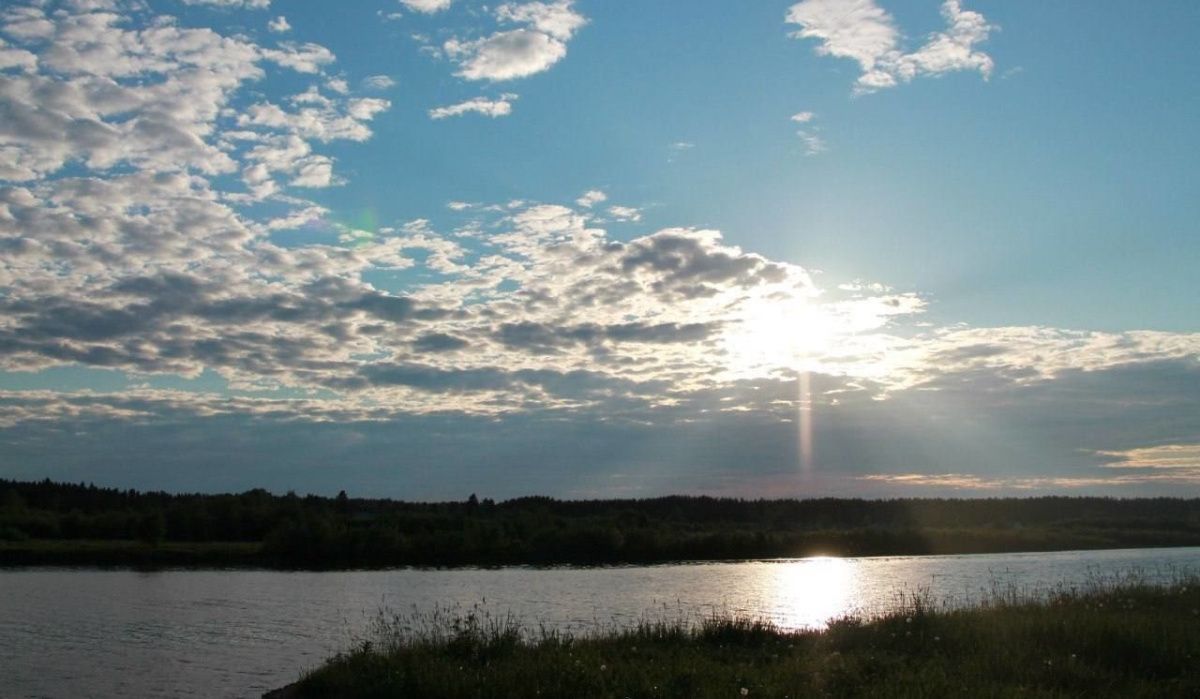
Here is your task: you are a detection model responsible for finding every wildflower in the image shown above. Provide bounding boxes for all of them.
[741,689,750,696]
[600,664,607,671]
[905,617,912,624]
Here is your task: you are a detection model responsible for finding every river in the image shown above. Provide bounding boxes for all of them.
[2,546,1198,698]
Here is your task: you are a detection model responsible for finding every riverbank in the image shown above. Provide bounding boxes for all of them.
[6,480,1200,568]
[274,579,1200,698]
[6,528,1200,569]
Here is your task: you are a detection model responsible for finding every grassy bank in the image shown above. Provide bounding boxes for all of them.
[278,579,1200,698]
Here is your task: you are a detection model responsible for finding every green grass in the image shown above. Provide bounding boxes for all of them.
[281,579,1200,698]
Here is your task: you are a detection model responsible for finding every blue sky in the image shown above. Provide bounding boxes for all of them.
[0,0,1197,498]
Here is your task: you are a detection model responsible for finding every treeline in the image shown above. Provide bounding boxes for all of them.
[3,478,1200,567]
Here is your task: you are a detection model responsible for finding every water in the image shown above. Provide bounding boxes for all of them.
[2,546,1198,698]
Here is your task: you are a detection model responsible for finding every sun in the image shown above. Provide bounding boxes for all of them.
[722,295,839,376]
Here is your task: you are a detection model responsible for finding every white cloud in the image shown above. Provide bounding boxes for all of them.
[797,132,827,155]
[789,112,825,155]
[267,16,291,33]
[428,93,517,119]
[575,189,606,208]
[495,1,587,40]
[0,38,37,72]
[446,30,567,81]
[786,0,994,93]
[262,42,336,73]
[362,74,396,90]
[400,0,452,13]
[606,205,641,222]
[444,1,585,81]
[182,0,270,8]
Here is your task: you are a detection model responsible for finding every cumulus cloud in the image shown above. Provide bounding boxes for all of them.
[786,0,994,93]
[429,93,517,119]
[400,0,452,13]
[444,1,586,81]
[575,189,606,208]
[267,16,290,33]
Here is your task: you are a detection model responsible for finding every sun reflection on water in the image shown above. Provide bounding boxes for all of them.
[766,557,861,631]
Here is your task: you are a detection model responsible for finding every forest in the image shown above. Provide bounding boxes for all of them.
[3,478,1200,568]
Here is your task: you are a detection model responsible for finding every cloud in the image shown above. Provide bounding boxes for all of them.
[857,471,1200,491]
[575,189,606,208]
[182,0,270,7]
[400,0,452,13]
[444,1,586,81]
[797,132,826,156]
[362,74,396,90]
[789,111,826,155]
[267,16,290,33]
[429,93,517,119]
[1,3,1199,499]
[607,205,642,222]
[786,0,994,93]
[1100,444,1200,470]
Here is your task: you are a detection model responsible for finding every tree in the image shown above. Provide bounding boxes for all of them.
[138,510,166,546]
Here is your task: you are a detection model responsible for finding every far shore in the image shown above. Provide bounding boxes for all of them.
[5,480,1200,569]
[4,537,1200,570]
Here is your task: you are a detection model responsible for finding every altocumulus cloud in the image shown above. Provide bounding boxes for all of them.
[0,1,1198,497]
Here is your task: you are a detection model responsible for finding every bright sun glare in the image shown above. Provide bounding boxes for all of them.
[723,296,839,375]
[768,556,860,630]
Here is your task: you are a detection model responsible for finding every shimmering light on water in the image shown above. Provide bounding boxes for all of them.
[767,556,860,630]
[1,547,1198,698]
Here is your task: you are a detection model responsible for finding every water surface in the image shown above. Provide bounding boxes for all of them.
[2,546,1197,698]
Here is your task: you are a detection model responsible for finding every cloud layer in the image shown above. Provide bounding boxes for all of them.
[0,2,1197,498]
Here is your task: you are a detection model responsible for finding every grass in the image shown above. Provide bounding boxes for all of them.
[279,578,1200,698]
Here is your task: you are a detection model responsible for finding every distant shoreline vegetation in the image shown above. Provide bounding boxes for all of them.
[2,479,1200,569]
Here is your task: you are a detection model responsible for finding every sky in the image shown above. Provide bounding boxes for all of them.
[0,0,1198,500]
